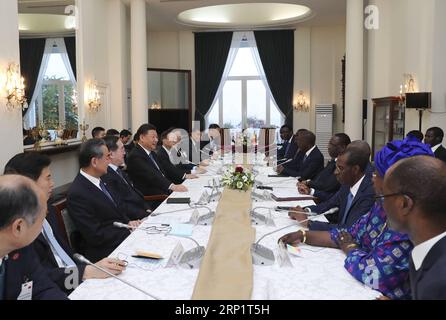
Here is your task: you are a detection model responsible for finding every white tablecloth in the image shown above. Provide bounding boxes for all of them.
[69,155,381,300]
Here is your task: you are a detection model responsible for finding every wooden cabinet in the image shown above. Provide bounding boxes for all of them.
[372,97,405,157]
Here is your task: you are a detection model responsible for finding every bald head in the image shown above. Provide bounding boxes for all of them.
[385,156,446,224]
[347,140,371,160]
[0,175,45,230]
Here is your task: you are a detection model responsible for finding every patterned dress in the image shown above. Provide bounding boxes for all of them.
[330,202,413,299]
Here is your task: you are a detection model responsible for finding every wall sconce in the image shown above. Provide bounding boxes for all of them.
[293,91,310,112]
[1,63,28,111]
[150,101,161,110]
[86,81,101,112]
[399,73,416,105]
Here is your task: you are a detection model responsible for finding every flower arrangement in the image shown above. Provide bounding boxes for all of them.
[221,166,255,191]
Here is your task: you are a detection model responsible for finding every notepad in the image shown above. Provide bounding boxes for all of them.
[169,223,194,237]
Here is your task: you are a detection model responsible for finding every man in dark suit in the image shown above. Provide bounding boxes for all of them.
[290,145,375,231]
[4,152,126,295]
[383,156,446,299]
[424,127,446,163]
[102,136,151,221]
[67,139,142,263]
[297,133,351,202]
[126,124,188,197]
[277,130,324,180]
[156,129,199,184]
[0,175,67,300]
[277,125,294,160]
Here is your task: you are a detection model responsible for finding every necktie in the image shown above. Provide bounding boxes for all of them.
[284,141,291,156]
[148,153,162,172]
[342,192,354,224]
[116,168,130,186]
[99,180,116,206]
[42,220,76,268]
[303,154,308,163]
[0,259,6,300]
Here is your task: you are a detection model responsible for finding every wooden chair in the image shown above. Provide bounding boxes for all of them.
[51,199,82,253]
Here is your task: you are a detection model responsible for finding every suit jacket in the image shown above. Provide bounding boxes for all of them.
[102,166,150,220]
[32,206,86,295]
[434,145,446,163]
[410,236,446,300]
[282,146,324,180]
[155,146,187,184]
[4,246,68,300]
[308,173,375,231]
[309,159,340,202]
[126,144,173,196]
[277,139,298,160]
[67,173,131,263]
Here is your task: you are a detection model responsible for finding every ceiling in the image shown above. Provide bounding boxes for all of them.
[17,0,347,33]
[146,0,347,31]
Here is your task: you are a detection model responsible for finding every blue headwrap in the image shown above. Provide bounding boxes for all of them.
[374,135,434,177]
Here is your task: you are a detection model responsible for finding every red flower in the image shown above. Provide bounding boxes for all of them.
[235,166,244,174]
[12,253,20,260]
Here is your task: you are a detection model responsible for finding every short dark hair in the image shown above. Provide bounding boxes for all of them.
[103,135,120,152]
[106,129,120,136]
[0,176,41,230]
[120,129,132,138]
[334,133,352,147]
[387,156,446,223]
[407,130,424,142]
[343,146,370,172]
[347,140,371,160]
[135,124,157,141]
[280,125,292,132]
[92,127,105,138]
[208,124,220,130]
[300,130,316,145]
[4,152,51,181]
[79,139,107,168]
[426,127,444,141]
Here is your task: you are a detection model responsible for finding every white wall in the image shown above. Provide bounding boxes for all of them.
[0,0,23,170]
[308,25,346,134]
[366,0,445,144]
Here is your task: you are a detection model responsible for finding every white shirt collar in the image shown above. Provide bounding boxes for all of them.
[0,256,6,267]
[412,231,446,271]
[109,164,119,172]
[80,169,102,191]
[431,144,442,153]
[305,145,317,157]
[350,174,365,198]
[138,143,152,157]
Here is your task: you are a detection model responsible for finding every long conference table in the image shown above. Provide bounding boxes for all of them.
[69,153,381,300]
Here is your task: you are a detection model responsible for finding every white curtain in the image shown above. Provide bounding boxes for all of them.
[23,38,77,129]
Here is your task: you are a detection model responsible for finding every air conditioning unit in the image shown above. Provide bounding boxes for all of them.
[315,104,335,161]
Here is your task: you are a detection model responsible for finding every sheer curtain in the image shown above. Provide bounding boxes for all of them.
[23,38,77,129]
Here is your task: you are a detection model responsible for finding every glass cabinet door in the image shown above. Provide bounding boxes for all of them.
[373,104,390,157]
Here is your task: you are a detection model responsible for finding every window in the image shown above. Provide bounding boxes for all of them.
[206,33,284,131]
[24,39,78,134]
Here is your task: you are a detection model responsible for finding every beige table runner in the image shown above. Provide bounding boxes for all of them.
[192,188,255,300]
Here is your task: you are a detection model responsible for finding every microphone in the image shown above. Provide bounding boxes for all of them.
[260,177,298,187]
[276,158,293,167]
[250,207,275,226]
[251,207,339,266]
[73,254,160,300]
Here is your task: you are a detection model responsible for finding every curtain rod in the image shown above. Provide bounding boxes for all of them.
[19,32,75,40]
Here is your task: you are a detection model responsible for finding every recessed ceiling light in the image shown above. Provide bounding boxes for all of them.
[177,3,312,28]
